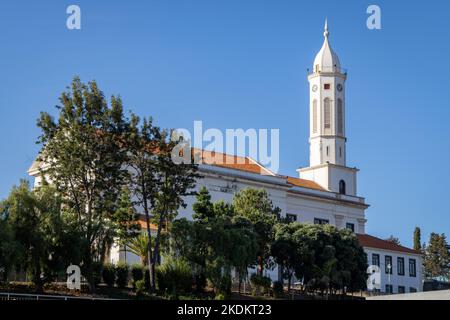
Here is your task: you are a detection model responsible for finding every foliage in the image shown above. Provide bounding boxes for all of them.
[127,233,150,266]
[131,263,144,287]
[113,187,141,247]
[413,227,422,251]
[272,280,284,298]
[36,77,132,291]
[271,223,368,294]
[125,114,199,293]
[385,235,401,246]
[102,263,116,287]
[116,262,129,288]
[0,215,17,282]
[250,274,271,296]
[0,180,82,292]
[171,189,259,295]
[134,279,146,297]
[156,256,193,295]
[233,188,280,275]
[423,233,449,280]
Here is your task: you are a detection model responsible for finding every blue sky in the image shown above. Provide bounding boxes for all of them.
[0,0,449,247]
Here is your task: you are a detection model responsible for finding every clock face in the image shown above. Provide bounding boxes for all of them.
[312,85,318,92]
[337,84,343,92]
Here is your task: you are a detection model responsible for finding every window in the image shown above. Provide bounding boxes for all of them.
[339,147,342,158]
[312,100,318,133]
[339,180,346,195]
[385,284,393,294]
[409,287,417,293]
[326,146,329,156]
[372,254,380,267]
[385,256,393,274]
[346,223,354,232]
[337,99,343,134]
[397,257,405,276]
[398,286,405,294]
[409,259,416,277]
[324,83,331,90]
[314,218,329,225]
[324,98,331,129]
[286,214,297,222]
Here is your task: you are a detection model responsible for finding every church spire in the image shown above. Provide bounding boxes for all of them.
[313,18,341,72]
[324,18,329,38]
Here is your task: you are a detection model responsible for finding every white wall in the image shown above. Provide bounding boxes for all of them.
[364,247,423,293]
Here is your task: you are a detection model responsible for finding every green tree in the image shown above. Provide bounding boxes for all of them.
[126,115,199,293]
[385,235,401,246]
[271,223,367,295]
[171,191,258,296]
[1,181,81,292]
[423,233,449,280]
[36,77,130,291]
[233,188,280,275]
[413,227,422,251]
[0,213,17,283]
[113,187,141,247]
[127,233,150,266]
[271,223,313,293]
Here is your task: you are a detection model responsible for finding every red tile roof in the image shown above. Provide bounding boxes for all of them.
[357,234,420,255]
[194,149,326,191]
[194,149,272,176]
[285,176,326,191]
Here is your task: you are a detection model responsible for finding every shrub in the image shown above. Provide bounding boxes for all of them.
[272,280,284,298]
[102,263,116,287]
[131,264,144,288]
[156,257,193,295]
[134,280,146,297]
[116,262,129,288]
[215,293,226,300]
[250,274,271,296]
[91,261,103,286]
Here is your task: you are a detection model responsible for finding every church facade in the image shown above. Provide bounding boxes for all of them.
[28,22,422,295]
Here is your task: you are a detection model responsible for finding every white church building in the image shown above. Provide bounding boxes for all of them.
[29,22,422,294]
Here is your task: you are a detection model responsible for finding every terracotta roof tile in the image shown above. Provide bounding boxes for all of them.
[193,148,274,176]
[357,234,420,255]
[285,176,326,191]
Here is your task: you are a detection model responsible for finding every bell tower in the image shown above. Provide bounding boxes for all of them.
[299,20,358,196]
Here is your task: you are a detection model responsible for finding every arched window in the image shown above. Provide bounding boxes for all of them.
[337,99,343,134]
[324,98,331,130]
[312,100,318,133]
[339,180,346,195]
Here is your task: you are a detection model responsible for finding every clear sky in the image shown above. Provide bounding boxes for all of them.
[0,0,449,247]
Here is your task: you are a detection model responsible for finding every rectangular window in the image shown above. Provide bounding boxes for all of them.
[409,287,417,293]
[324,99,331,129]
[385,256,393,274]
[286,214,297,223]
[398,286,405,294]
[314,218,329,225]
[385,284,393,294]
[409,259,416,277]
[346,223,355,232]
[372,254,380,267]
[324,83,331,90]
[312,100,318,134]
[337,99,343,134]
[397,257,405,276]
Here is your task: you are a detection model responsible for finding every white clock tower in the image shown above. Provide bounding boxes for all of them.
[298,20,359,196]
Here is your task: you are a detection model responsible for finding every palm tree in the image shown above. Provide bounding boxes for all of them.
[127,233,149,266]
